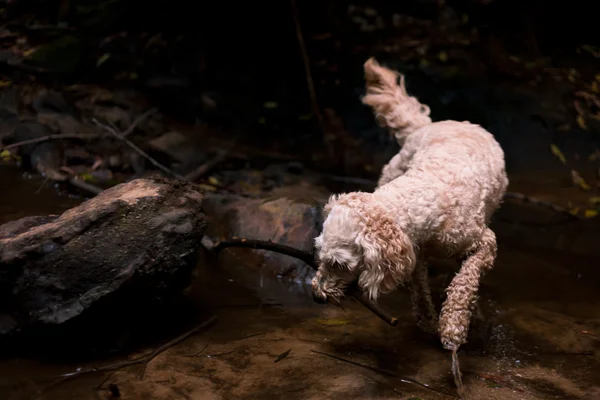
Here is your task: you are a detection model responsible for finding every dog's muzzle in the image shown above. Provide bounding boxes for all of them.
[312,291,328,304]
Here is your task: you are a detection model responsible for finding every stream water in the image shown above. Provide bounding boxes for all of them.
[1,164,600,400]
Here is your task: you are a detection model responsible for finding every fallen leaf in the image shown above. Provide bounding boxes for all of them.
[584,209,598,218]
[569,207,580,216]
[196,183,216,191]
[550,144,567,165]
[438,51,448,62]
[0,80,11,87]
[263,101,278,109]
[22,48,36,57]
[571,169,591,191]
[313,318,351,327]
[80,172,94,182]
[96,53,110,67]
[576,115,587,130]
[315,318,350,326]
[589,197,600,204]
[208,176,220,185]
[274,349,291,363]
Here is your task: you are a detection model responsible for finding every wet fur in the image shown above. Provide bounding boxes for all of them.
[312,58,508,351]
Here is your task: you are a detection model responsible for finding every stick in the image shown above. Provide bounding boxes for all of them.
[210,238,399,327]
[290,0,326,136]
[122,108,158,137]
[311,350,458,398]
[93,118,187,181]
[184,149,230,182]
[51,316,217,385]
[1,133,105,151]
[68,178,104,195]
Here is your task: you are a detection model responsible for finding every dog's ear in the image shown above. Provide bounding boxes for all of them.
[356,215,416,301]
[323,194,340,219]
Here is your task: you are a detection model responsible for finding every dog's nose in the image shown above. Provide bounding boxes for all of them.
[312,291,327,304]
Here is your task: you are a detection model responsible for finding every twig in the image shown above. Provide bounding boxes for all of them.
[209,238,399,327]
[93,118,186,181]
[311,350,458,398]
[122,108,158,137]
[290,0,326,136]
[185,149,230,182]
[52,316,217,384]
[68,178,104,196]
[184,343,208,358]
[503,192,580,219]
[1,133,104,151]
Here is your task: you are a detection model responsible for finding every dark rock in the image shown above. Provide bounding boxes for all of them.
[0,177,206,340]
[202,192,323,300]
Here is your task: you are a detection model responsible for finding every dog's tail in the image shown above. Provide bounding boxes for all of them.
[362,58,432,144]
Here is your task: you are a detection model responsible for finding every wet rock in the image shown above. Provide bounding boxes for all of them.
[202,192,323,290]
[0,177,206,339]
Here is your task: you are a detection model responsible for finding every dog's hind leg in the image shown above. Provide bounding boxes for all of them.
[409,261,438,335]
[438,228,497,351]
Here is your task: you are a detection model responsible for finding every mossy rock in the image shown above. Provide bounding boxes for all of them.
[26,36,85,74]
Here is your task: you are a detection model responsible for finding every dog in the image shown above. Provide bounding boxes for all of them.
[311,58,508,352]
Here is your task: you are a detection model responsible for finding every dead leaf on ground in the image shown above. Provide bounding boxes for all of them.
[550,144,567,165]
[571,169,591,191]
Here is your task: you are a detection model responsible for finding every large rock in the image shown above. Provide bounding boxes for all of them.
[0,177,206,339]
[202,192,323,303]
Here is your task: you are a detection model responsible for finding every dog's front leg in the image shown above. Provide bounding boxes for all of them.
[438,228,497,351]
[409,261,438,335]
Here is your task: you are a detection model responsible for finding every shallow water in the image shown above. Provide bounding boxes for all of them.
[1,165,600,400]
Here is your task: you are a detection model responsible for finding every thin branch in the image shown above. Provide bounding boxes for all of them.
[185,149,231,182]
[209,237,399,327]
[52,316,217,384]
[68,178,104,196]
[122,108,158,138]
[93,118,186,181]
[503,192,580,219]
[311,350,458,398]
[1,133,104,151]
[290,0,326,135]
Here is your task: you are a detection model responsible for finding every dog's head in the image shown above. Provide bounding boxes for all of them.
[312,193,416,304]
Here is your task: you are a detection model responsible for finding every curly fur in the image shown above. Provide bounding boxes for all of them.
[312,58,509,351]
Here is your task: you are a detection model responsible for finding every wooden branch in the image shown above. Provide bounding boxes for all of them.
[210,238,399,327]
[185,149,231,182]
[93,118,187,181]
[49,316,217,387]
[290,0,326,136]
[1,133,105,151]
[311,350,457,398]
[122,108,158,138]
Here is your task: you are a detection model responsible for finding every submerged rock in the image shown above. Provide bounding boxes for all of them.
[0,177,206,339]
[202,192,323,298]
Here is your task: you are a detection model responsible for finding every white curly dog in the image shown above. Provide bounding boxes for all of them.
[311,58,508,352]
